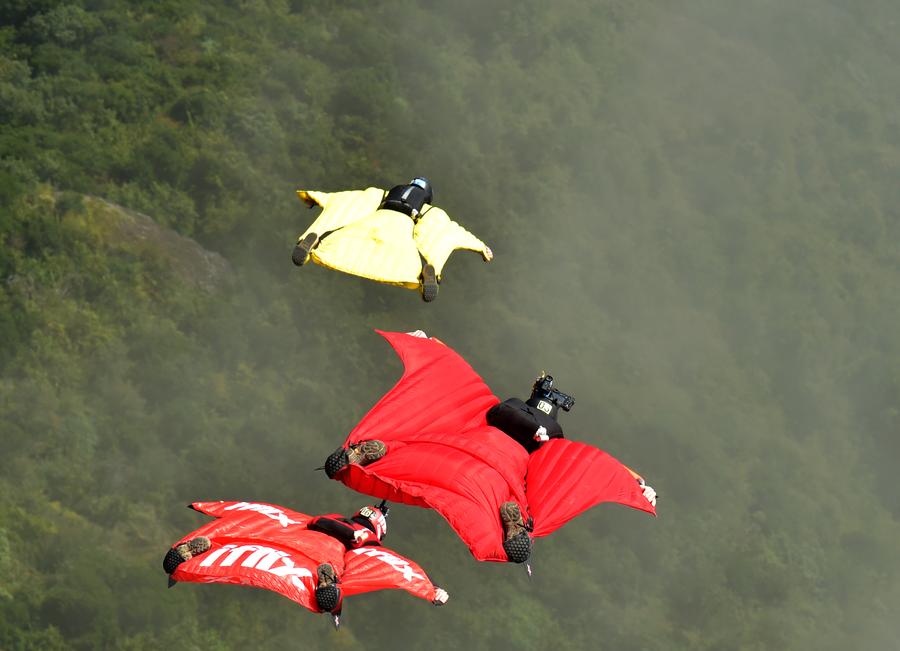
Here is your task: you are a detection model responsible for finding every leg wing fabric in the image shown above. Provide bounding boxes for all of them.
[172,540,322,611]
[311,209,423,287]
[339,429,529,562]
[525,439,657,538]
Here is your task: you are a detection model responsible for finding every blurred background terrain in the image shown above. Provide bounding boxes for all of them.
[1,1,898,649]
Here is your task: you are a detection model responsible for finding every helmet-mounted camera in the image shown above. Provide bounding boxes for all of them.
[526,373,575,419]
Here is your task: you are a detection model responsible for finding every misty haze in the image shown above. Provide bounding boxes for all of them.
[1,1,898,649]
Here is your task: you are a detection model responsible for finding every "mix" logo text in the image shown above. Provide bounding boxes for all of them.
[199,544,311,592]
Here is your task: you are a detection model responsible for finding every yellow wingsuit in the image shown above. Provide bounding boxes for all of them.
[295,187,492,293]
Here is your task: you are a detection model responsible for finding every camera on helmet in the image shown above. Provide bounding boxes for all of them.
[526,373,575,418]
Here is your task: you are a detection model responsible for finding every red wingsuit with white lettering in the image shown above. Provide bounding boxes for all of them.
[331,331,656,562]
[168,501,439,612]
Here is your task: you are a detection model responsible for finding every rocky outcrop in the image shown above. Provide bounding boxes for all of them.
[82,196,231,292]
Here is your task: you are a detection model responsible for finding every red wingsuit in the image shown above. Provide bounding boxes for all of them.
[329,331,656,562]
[165,501,440,614]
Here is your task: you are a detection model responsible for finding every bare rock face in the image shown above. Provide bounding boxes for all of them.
[82,196,231,292]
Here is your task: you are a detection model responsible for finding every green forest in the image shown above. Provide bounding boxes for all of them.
[2,1,899,649]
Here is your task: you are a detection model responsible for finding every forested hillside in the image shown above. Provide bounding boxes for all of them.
[2,1,898,649]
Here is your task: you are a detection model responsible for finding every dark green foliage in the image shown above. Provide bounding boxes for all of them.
[1,1,899,650]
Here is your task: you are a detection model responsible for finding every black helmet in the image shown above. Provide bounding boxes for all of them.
[354,505,388,540]
[409,177,433,205]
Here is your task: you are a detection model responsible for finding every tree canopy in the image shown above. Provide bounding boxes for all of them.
[1,1,898,649]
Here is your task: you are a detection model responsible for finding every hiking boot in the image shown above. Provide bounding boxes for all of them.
[317,562,337,588]
[315,563,341,612]
[500,502,532,563]
[292,232,319,266]
[500,502,527,540]
[347,440,386,467]
[421,264,438,302]
[163,536,211,574]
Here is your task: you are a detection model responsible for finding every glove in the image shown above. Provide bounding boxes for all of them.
[482,246,493,262]
[353,529,370,544]
[533,426,550,443]
[638,479,657,507]
[432,587,449,605]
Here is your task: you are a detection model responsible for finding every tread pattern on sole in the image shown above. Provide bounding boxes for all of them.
[502,531,533,564]
[292,232,319,266]
[163,537,211,574]
[315,585,341,612]
[421,264,438,302]
[163,547,184,574]
[324,448,349,479]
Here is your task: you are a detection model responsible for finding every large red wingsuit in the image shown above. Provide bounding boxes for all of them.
[330,331,657,563]
[167,501,440,613]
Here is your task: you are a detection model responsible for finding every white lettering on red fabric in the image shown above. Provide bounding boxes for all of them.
[350,547,425,582]
[223,502,301,528]
[199,544,311,592]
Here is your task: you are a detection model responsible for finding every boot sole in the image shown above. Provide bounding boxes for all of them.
[315,562,341,613]
[292,232,319,266]
[421,264,438,302]
[163,547,184,574]
[502,531,532,564]
[324,448,350,479]
[315,584,341,612]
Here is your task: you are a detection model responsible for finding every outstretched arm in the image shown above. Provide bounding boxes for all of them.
[620,465,657,506]
[414,206,492,277]
[297,190,330,209]
[341,546,446,604]
[636,477,657,507]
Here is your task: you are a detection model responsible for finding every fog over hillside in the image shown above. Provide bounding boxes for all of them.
[1,2,898,649]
